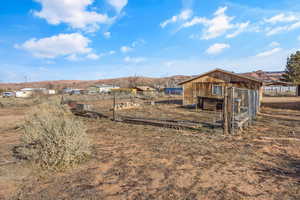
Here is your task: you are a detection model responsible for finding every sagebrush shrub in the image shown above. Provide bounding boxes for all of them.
[19,101,91,170]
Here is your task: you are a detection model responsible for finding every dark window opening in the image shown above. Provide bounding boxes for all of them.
[212,85,223,96]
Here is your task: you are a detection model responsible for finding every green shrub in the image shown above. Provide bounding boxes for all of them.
[19,101,91,170]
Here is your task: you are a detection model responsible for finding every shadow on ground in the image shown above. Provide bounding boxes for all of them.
[255,156,300,182]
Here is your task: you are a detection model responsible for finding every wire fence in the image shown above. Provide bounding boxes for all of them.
[263,86,297,96]
[62,87,260,134]
[226,87,260,134]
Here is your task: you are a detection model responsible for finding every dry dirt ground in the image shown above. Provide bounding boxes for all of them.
[0,96,299,200]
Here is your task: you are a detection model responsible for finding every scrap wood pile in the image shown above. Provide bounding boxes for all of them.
[62,100,109,119]
[113,102,141,110]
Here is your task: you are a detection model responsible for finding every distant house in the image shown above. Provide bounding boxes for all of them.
[179,68,263,111]
[70,89,87,95]
[20,88,47,91]
[16,90,33,98]
[48,89,56,95]
[88,84,120,93]
[111,88,137,95]
[2,92,15,98]
[63,88,74,94]
[62,88,85,95]
[15,88,49,98]
[135,86,156,94]
[21,88,48,94]
[18,88,57,96]
[164,88,183,95]
[263,81,299,96]
[20,88,33,91]
[242,70,300,96]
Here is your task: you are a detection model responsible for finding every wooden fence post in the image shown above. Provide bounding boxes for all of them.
[223,87,235,134]
[229,87,234,135]
[113,93,116,121]
[248,90,252,126]
[223,87,229,134]
[195,96,198,112]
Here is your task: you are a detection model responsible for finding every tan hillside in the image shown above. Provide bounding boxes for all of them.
[0,75,193,91]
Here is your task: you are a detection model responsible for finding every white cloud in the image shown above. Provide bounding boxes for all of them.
[160,9,193,28]
[131,39,146,47]
[179,9,193,20]
[151,49,293,76]
[226,22,249,38]
[38,67,49,72]
[44,60,55,65]
[15,33,91,59]
[124,56,146,64]
[103,31,111,39]
[289,21,300,30]
[266,21,300,36]
[86,53,100,60]
[120,46,133,53]
[66,54,81,62]
[270,41,280,47]
[33,0,111,32]
[108,50,116,55]
[189,34,201,39]
[181,17,208,28]
[87,50,116,60]
[164,61,176,67]
[265,13,298,24]
[256,47,282,57]
[206,43,230,55]
[99,50,116,57]
[182,6,248,40]
[106,0,128,13]
[120,39,145,53]
[264,12,300,36]
[265,26,287,36]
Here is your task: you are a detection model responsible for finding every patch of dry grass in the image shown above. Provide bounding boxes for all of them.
[15,101,91,171]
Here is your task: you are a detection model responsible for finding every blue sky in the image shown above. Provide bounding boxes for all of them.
[1,0,300,82]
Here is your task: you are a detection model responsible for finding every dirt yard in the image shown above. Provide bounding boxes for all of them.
[0,96,299,200]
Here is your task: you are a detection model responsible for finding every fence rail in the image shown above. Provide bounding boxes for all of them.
[64,88,260,135]
[263,86,297,96]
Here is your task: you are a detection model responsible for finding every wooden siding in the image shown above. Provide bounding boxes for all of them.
[182,71,262,105]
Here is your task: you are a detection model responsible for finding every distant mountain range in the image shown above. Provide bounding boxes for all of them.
[241,70,285,82]
[0,70,286,91]
[0,75,194,90]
